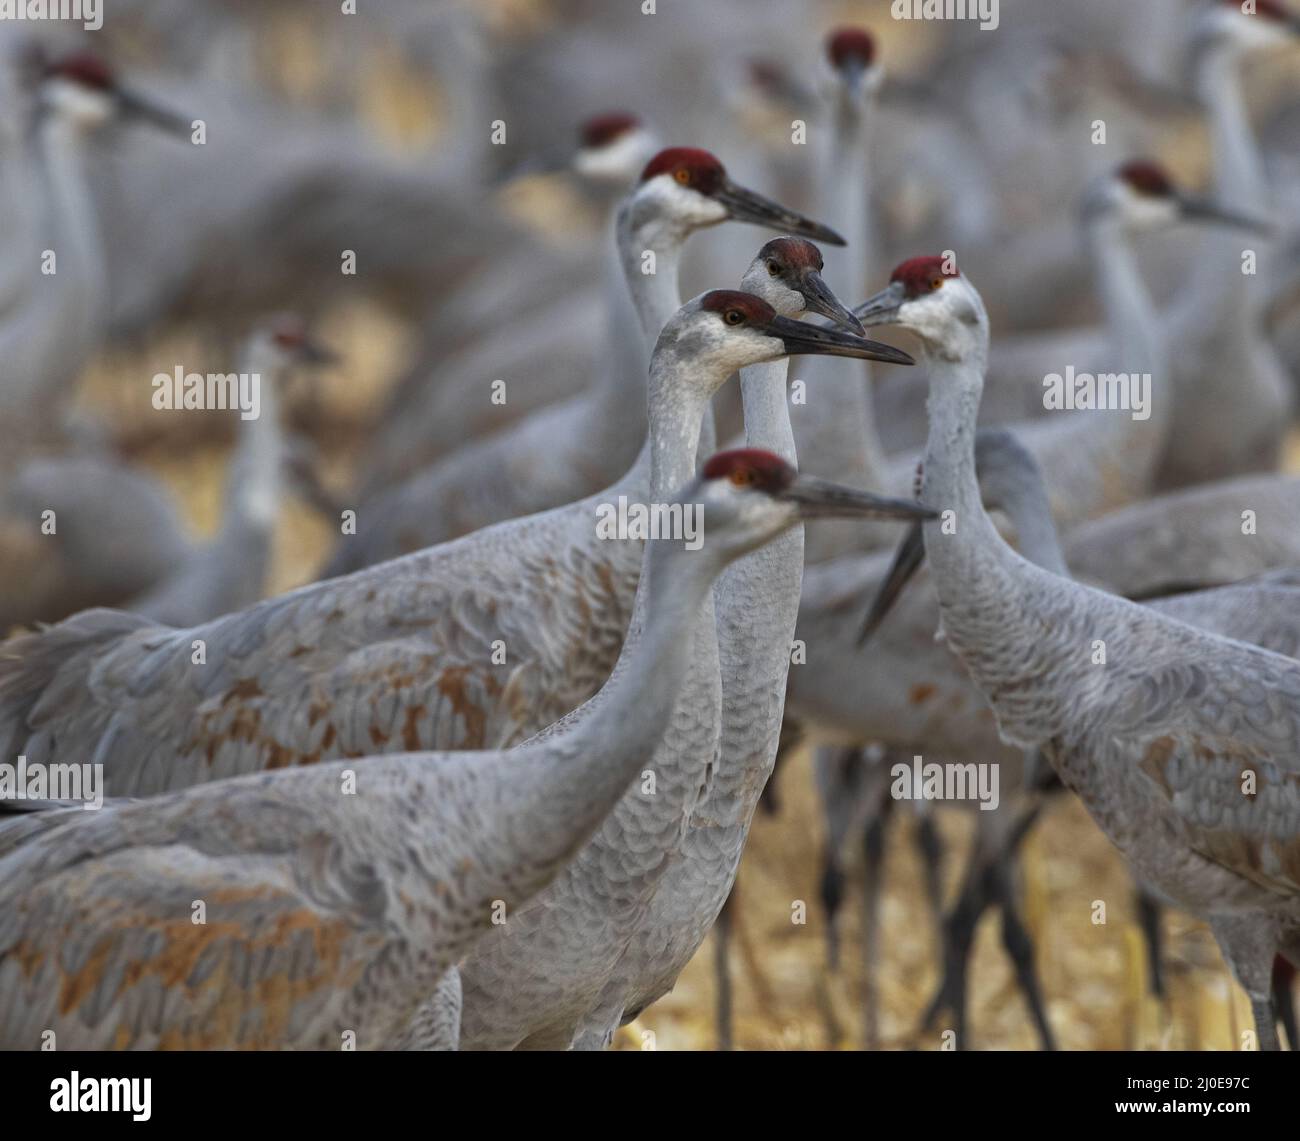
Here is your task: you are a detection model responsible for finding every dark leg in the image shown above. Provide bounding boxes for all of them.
[1272,957,1296,1051]
[915,810,945,938]
[860,790,893,1049]
[919,854,990,1049]
[714,886,735,1051]
[819,846,846,972]
[1135,887,1166,1001]
[991,858,1057,1050]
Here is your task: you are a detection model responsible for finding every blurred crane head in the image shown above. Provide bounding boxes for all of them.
[824,26,883,107]
[740,237,865,331]
[251,314,338,372]
[633,146,846,245]
[1084,160,1272,233]
[1195,0,1300,54]
[573,112,659,187]
[41,52,191,136]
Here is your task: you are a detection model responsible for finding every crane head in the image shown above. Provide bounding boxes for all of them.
[854,256,987,361]
[634,147,846,245]
[741,238,865,332]
[1087,160,1272,233]
[825,27,883,103]
[253,314,338,370]
[1199,0,1300,51]
[574,112,658,186]
[692,448,935,560]
[655,289,909,384]
[42,52,191,136]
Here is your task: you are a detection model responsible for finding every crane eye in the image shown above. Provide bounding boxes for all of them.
[929,276,945,291]
[724,309,746,325]
[767,261,781,276]
[674,168,691,185]
[729,468,755,486]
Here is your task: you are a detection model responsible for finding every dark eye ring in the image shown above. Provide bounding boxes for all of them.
[767,261,781,276]
[724,309,745,325]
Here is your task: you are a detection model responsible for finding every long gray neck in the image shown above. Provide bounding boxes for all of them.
[1088,218,1163,378]
[1198,44,1267,219]
[499,534,723,893]
[739,359,795,460]
[618,201,715,460]
[10,112,107,424]
[794,90,885,545]
[218,346,283,553]
[645,344,715,501]
[1081,215,1171,469]
[1176,42,1268,325]
[584,210,651,460]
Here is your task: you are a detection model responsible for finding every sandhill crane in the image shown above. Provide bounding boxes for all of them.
[0,287,910,791]
[0,448,921,1050]
[858,427,1300,1047]
[965,4,1297,485]
[453,240,887,1052]
[855,253,1300,1049]
[359,113,662,491]
[0,52,190,444]
[127,318,336,628]
[327,147,849,572]
[792,28,885,552]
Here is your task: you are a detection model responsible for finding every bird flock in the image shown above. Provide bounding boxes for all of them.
[0,0,1299,1052]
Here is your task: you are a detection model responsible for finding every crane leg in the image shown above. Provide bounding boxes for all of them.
[1210,916,1282,1051]
[991,858,1056,1051]
[1134,887,1166,1001]
[819,845,846,972]
[859,788,893,1049]
[914,808,945,941]
[919,850,987,1049]
[714,886,736,1051]
[1272,957,1297,1051]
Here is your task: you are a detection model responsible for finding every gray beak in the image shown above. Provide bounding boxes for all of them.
[799,269,867,335]
[765,313,913,365]
[1175,193,1273,236]
[856,520,927,645]
[298,337,340,367]
[715,178,847,246]
[853,280,909,327]
[780,474,938,522]
[117,86,192,136]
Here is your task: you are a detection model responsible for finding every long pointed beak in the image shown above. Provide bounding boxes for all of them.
[298,337,340,367]
[853,280,909,328]
[765,313,913,365]
[779,474,938,522]
[1175,194,1273,236]
[799,269,866,334]
[715,178,847,246]
[117,87,192,136]
[856,519,927,645]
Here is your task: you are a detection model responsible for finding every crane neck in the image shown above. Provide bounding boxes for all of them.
[617,198,716,457]
[1086,216,1164,379]
[1196,43,1268,220]
[739,358,795,461]
[37,111,107,328]
[585,209,653,458]
[644,341,722,502]
[219,346,283,549]
[496,530,723,893]
[793,86,885,521]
